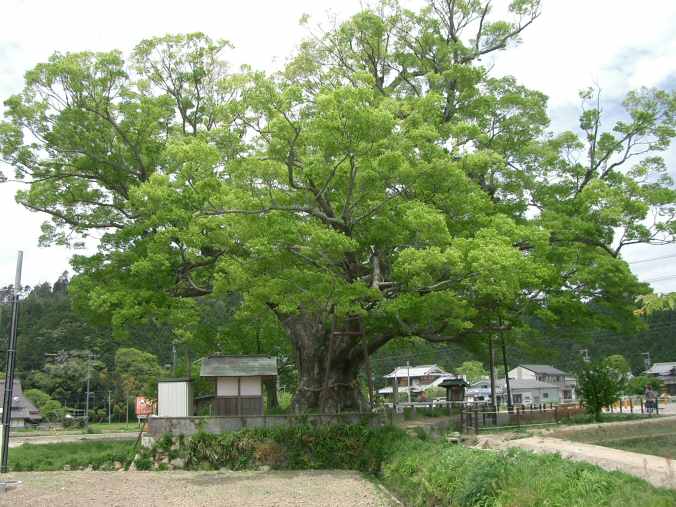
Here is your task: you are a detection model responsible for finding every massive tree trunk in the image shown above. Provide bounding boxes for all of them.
[281,312,368,413]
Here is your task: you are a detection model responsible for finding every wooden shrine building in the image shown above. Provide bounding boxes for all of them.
[200,355,278,416]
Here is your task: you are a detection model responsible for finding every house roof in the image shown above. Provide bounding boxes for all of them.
[383,364,448,378]
[498,379,558,390]
[645,363,676,376]
[0,379,41,420]
[200,355,278,377]
[519,364,568,376]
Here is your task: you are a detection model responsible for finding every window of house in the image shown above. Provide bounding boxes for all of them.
[543,392,549,399]
[513,394,523,404]
[563,390,572,400]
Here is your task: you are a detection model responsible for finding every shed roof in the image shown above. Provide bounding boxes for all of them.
[519,364,568,376]
[439,378,470,388]
[200,355,278,377]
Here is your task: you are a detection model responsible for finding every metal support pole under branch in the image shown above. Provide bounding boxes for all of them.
[1,251,23,474]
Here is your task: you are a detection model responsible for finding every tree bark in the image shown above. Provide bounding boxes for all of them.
[281,312,368,413]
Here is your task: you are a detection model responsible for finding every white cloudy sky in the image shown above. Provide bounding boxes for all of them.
[0,0,675,293]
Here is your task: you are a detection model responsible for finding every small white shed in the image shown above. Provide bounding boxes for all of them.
[157,379,193,417]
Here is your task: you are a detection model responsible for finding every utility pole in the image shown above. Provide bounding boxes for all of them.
[642,352,652,372]
[172,341,177,376]
[488,335,497,412]
[1,251,23,474]
[499,317,512,412]
[85,351,92,429]
[406,361,411,403]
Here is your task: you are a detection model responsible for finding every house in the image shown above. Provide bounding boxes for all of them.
[497,378,561,405]
[378,364,458,401]
[0,379,42,428]
[509,365,577,402]
[644,362,676,395]
[465,378,503,402]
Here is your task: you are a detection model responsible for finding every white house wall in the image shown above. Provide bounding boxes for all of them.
[217,377,239,396]
[240,376,262,396]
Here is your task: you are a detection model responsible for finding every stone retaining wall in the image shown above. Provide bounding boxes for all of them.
[146,412,383,439]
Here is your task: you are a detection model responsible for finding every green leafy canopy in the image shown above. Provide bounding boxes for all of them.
[1,2,674,392]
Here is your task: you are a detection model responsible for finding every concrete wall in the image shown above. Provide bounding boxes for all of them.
[146,412,384,439]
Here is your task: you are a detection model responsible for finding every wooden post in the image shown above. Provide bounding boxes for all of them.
[554,405,558,423]
[459,404,464,432]
[516,406,521,427]
[619,399,623,414]
[630,398,634,414]
[641,398,644,414]
[474,406,479,434]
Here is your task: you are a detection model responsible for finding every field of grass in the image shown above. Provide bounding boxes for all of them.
[556,416,676,459]
[9,439,135,471]
[601,434,676,459]
[12,421,141,436]
[557,417,676,444]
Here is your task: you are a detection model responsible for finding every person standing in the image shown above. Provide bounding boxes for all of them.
[645,385,657,415]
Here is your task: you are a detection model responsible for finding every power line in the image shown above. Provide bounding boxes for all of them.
[644,274,676,283]
[627,253,676,265]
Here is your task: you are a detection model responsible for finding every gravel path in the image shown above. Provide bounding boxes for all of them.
[2,470,395,506]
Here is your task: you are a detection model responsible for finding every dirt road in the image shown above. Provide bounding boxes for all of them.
[2,470,395,506]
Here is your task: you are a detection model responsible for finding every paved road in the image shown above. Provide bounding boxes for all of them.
[8,432,138,448]
[2,470,395,506]
[502,435,676,489]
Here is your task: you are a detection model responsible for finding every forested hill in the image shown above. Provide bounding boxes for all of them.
[0,273,172,374]
[2,275,675,383]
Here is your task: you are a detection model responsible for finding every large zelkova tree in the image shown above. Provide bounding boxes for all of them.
[1,1,675,411]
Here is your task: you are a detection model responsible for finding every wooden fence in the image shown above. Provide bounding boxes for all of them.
[457,402,586,433]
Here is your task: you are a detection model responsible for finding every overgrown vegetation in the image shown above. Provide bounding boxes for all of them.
[8,424,676,505]
[9,439,135,471]
[382,439,676,506]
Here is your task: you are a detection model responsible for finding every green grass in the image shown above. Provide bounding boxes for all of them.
[557,417,676,444]
[8,439,135,471]
[12,422,141,436]
[382,438,676,506]
[601,434,676,459]
[88,422,142,433]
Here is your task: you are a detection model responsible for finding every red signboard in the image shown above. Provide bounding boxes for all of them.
[135,396,154,417]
